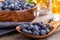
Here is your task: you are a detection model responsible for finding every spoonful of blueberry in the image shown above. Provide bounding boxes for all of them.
[16,21,60,39]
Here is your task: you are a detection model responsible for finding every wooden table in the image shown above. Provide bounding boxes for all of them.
[0,13,60,40]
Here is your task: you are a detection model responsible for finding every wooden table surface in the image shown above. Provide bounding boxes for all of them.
[0,13,60,40]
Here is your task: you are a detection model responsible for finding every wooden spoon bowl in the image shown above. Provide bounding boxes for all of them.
[16,22,60,39]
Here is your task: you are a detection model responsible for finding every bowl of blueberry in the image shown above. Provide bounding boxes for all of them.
[0,0,37,22]
[16,22,52,39]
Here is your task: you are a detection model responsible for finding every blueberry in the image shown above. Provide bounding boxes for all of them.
[38,26,41,30]
[47,24,51,29]
[18,4,21,7]
[32,25,40,33]
[40,29,46,36]
[2,5,8,10]
[15,0,19,3]
[37,22,44,26]
[0,2,3,8]
[10,4,15,8]
[26,6,31,9]
[8,4,15,10]
[9,0,15,4]
[22,29,28,33]
[22,24,29,28]
[28,30,32,34]
[2,1,8,5]
[27,24,35,30]
[33,31,39,36]
[26,26,32,30]
[20,1,25,5]
[0,0,35,10]
[20,24,27,29]
[5,0,9,3]
[14,2,18,6]
[26,3,30,6]
[39,24,47,30]
[22,29,32,34]
[30,25,34,28]
[45,28,50,34]
[35,25,40,32]
[40,22,44,24]
[14,6,20,10]
[28,4,35,8]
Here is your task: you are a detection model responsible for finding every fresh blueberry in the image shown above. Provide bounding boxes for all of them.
[0,2,3,8]
[14,6,20,10]
[20,1,25,5]
[18,4,21,7]
[37,22,44,26]
[38,26,41,30]
[1,0,35,10]
[32,25,40,33]
[14,2,18,6]
[19,24,27,29]
[28,30,32,34]
[15,0,19,3]
[22,29,28,33]
[26,24,34,30]
[8,4,15,10]
[47,24,51,29]
[22,29,32,34]
[35,25,40,32]
[45,28,50,34]
[26,6,31,9]
[9,0,15,4]
[2,5,8,10]
[40,29,46,36]
[29,4,35,8]
[26,26,32,30]
[39,24,47,30]
[33,31,39,36]
[40,22,44,24]
[5,0,9,3]
[30,25,34,28]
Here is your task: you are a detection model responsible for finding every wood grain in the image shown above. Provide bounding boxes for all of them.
[0,6,37,22]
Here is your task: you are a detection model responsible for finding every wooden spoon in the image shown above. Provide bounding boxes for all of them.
[16,21,60,39]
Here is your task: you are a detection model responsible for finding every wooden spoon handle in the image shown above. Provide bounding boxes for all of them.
[52,21,60,29]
